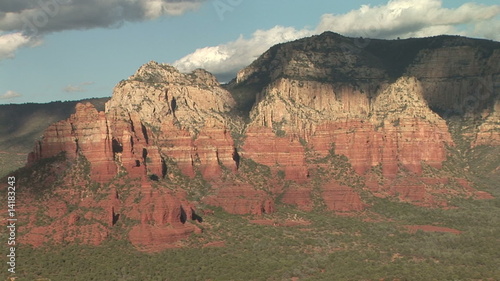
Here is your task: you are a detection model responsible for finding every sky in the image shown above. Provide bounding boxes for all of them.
[0,0,499,104]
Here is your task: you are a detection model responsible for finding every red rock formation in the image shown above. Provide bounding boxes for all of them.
[475,191,495,200]
[321,180,366,212]
[20,63,250,249]
[29,119,76,161]
[242,126,308,182]
[28,102,117,183]
[194,126,238,179]
[129,225,201,251]
[18,182,202,249]
[454,178,495,199]
[474,100,500,146]
[22,36,500,250]
[127,189,202,250]
[20,219,109,247]
[282,188,313,211]
[134,190,185,225]
[309,118,451,177]
[364,176,494,207]
[204,184,275,215]
[157,123,196,177]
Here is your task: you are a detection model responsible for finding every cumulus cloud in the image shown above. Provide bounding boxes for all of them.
[316,0,500,39]
[63,85,84,93]
[472,18,500,41]
[0,0,205,34]
[0,0,205,59]
[0,32,37,59]
[0,90,22,100]
[63,81,95,93]
[174,26,314,81]
[174,0,500,79]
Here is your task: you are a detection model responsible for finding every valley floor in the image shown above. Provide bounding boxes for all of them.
[11,181,500,281]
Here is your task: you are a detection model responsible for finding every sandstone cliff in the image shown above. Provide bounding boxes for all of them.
[17,32,499,250]
[23,63,239,249]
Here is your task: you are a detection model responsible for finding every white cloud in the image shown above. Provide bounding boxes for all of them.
[316,0,500,39]
[63,85,85,93]
[0,90,22,99]
[174,0,500,79]
[142,0,202,17]
[173,26,314,80]
[63,82,95,93]
[472,18,500,41]
[0,0,205,60]
[0,0,205,34]
[0,32,35,60]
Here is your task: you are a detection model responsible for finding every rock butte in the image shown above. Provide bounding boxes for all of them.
[20,32,499,250]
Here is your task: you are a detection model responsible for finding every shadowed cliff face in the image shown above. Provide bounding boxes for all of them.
[233,32,500,118]
[16,33,499,251]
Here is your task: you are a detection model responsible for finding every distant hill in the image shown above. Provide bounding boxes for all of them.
[0,97,110,178]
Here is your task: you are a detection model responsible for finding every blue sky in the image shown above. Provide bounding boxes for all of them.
[1,0,499,104]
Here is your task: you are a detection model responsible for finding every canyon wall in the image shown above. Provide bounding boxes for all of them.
[20,33,499,250]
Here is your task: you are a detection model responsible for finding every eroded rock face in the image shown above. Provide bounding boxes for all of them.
[322,180,366,212]
[407,46,500,115]
[242,126,308,182]
[204,183,275,215]
[244,75,453,179]
[22,63,234,249]
[22,33,499,250]
[231,33,498,211]
[106,62,239,181]
[474,100,500,146]
[28,102,117,182]
[30,62,240,183]
[127,189,202,251]
[281,188,313,211]
[18,181,202,250]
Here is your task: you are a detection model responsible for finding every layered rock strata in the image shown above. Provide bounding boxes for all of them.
[21,33,500,249]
